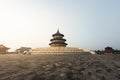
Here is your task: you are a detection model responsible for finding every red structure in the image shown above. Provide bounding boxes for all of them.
[105,47,112,54]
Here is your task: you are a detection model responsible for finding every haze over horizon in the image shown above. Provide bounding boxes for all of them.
[0,0,120,51]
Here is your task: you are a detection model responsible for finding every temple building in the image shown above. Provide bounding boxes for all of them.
[31,30,96,54]
[49,29,67,47]
[0,44,10,54]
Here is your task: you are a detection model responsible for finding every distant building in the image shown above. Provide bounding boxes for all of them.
[16,47,31,54]
[105,47,113,54]
[0,44,10,54]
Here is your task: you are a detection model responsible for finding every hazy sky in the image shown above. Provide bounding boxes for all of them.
[0,0,120,51]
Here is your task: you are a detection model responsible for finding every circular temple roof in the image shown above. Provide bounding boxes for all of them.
[52,29,64,37]
[49,42,68,45]
[50,38,66,41]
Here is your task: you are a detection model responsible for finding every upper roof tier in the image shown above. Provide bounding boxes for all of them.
[52,29,64,37]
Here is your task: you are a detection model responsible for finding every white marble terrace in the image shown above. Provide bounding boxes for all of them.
[31,47,96,54]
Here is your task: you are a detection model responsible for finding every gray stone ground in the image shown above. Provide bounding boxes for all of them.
[0,54,119,80]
